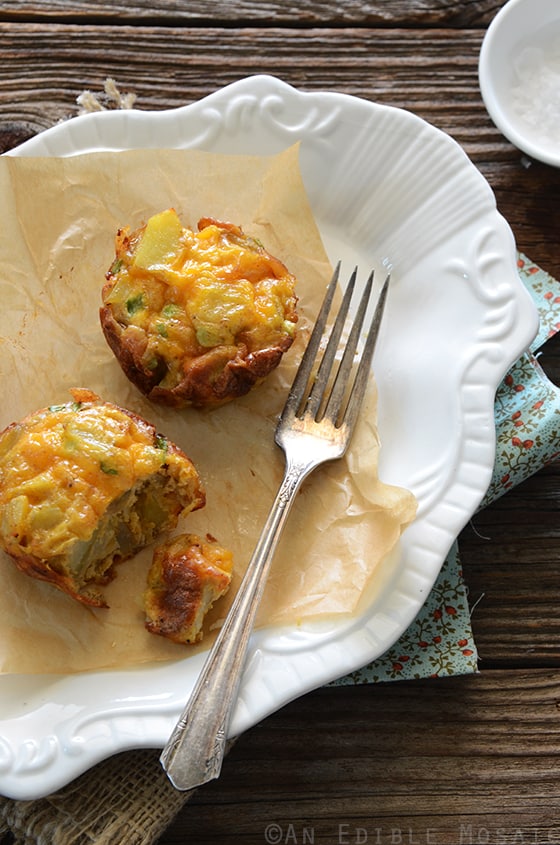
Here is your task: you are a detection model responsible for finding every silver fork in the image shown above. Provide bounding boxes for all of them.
[160,261,390,791]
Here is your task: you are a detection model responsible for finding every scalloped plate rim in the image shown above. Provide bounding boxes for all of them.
[0,74,538,800]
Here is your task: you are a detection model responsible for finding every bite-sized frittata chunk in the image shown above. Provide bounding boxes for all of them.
[100,208,298,408]
[144,532,233,644]
[0,389,205,607]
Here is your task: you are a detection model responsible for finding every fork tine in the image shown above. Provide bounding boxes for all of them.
[305,266,358,419]
[322,268,375,424]
[279,261,341,423]
[340,272,390,434]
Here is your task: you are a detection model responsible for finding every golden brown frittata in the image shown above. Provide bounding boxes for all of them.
[0,389,205,607]
[144,532,233,644]
[100,209,298,407]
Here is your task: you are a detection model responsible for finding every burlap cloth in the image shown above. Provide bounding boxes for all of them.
[0,746,216,845]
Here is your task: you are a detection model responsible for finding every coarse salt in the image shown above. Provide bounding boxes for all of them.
[511,41,560,145]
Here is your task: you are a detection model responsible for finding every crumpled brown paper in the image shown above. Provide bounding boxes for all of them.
[0,145,416,673]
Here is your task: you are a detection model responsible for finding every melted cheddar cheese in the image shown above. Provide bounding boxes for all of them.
[100,210,298,407]
[0,389,205,606]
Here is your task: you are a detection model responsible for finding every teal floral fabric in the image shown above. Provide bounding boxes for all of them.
[334,254,559,684]
[335,540,476,683]
[482,255,560,506]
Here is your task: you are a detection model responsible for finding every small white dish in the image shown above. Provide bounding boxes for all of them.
[479,0,560,167]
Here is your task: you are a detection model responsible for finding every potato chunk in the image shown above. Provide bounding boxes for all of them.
[131,208,183,272]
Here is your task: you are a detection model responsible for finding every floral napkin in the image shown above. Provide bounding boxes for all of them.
[333,253,560,684]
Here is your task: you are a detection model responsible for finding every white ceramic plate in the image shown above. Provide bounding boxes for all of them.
[0,75,538,799]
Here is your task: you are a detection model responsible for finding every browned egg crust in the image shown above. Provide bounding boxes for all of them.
[0,388,205,607]
[100,209,298,408]
[144,532,233,644]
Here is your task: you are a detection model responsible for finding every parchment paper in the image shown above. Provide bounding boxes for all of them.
[0,145,416,673]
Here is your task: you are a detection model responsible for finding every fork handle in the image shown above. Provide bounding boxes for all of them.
[160,453,315,791]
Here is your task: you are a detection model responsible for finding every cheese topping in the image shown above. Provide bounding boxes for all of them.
[0,389,196,565]
[102,210,298,395]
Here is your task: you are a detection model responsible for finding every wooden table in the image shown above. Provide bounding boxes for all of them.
[1,2,560,843]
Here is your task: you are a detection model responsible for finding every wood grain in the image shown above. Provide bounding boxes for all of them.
[162,671,560,843]
[461,473,560,666]
[0,1,505,26]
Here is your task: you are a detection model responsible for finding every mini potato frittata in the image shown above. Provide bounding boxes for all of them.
[144,532,233,644]
[0,389,205,607]
[100,209,298,407]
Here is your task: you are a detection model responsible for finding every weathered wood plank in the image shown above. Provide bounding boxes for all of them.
[0,24,494,133]
[0,0,504,27]
[461,462,560,667]
[161,670,560,843]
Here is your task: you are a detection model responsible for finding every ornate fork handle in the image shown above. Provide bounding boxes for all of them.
[161,264,389,793]
[160,452,317,792]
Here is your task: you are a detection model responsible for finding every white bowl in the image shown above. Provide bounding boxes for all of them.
[479,0,560,167]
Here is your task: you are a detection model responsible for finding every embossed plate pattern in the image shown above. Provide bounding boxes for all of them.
[0,75,538,799]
